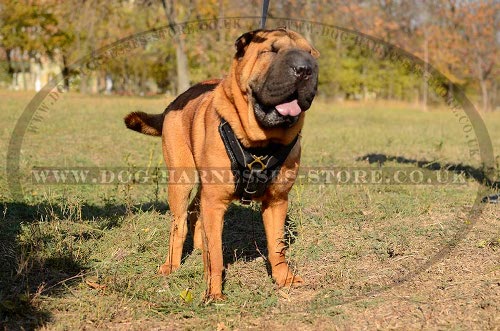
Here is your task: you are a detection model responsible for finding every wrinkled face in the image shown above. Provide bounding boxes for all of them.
[234,29,319,128]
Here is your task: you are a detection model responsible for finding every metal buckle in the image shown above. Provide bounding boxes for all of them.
[247,155,266,170]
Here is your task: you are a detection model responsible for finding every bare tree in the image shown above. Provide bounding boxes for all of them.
[161,0,190,94]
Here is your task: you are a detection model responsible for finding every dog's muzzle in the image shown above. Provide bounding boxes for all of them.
[252,49,318,128]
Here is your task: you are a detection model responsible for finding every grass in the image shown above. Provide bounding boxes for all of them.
[0,90,499,330]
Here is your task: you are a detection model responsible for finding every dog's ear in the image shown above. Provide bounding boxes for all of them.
[235,30,259,58]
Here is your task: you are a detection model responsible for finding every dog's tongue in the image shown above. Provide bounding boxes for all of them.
[275,99,301,117]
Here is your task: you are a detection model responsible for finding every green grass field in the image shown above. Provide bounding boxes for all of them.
[1,90,499,330]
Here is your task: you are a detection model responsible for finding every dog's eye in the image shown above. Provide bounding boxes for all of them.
[259,48,277,56]
[260,44,278,55]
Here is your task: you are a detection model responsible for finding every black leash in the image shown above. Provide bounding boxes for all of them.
[260,0,270,29]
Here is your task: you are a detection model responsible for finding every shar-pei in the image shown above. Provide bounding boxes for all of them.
[125,28,319,300]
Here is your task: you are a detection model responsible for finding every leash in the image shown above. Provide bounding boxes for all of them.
[260,0,270,29]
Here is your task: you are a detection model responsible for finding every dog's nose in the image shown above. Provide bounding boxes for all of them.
[293,64,313,80]
[285,49,316,81]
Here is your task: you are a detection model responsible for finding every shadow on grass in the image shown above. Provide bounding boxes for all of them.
[357,153,499,202]
[1,199,296,327]
[0,200,168,330]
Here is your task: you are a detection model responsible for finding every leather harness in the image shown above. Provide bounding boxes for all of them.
[219,118,299,205]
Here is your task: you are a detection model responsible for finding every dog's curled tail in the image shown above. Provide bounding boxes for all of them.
[124,111,164,136]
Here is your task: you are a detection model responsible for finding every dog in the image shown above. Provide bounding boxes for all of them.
[124,28,319,300]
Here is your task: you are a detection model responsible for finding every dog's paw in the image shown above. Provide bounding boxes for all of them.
[274,272,305,288]
[204,293,227,303]
[158,263,179,275]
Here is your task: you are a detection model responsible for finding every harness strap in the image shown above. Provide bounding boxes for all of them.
[219,119,298,204]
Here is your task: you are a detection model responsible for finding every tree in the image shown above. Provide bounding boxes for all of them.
[0,1,59,90]
[161,0,190,94]
[424,0,498,112]
[461,1,499,112]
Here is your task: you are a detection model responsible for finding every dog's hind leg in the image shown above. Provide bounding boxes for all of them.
[159,181,195,275]
[158,113,199,275]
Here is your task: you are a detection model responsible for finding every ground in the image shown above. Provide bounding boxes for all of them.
[0,90,498,330]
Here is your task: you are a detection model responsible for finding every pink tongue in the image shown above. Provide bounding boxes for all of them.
[275,99,302,117]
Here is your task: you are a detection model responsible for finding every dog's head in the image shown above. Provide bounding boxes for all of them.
[232,28,319,129]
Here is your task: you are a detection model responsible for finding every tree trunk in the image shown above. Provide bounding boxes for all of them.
[62,54,70,91]
[80,74,88,94]
[20,50,28,91]
[302,0,312,42]
[161,0,190,94]
[218,0,225,42]
[5,49,14,75]
[422,29,428,111]
[5,49,18,90]
[480,79,489,112]
[175,41,190,93]
[491,80,497,112]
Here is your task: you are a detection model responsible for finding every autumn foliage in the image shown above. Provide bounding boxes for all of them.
[0,0,498,111]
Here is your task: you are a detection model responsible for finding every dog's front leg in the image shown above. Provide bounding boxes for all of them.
[200,193,227,301]
[261,198,304,287]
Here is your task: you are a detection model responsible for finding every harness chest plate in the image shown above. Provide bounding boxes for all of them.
[218,119,298,205]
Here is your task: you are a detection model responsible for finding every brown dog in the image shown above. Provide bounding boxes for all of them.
[124,28,319,300]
